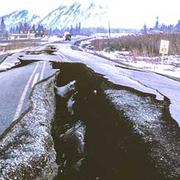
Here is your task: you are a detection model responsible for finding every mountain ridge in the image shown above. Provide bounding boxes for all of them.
[0,1,110,30]
[1,10,41,29]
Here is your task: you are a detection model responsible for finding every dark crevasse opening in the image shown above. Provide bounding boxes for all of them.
[51,63,179,180]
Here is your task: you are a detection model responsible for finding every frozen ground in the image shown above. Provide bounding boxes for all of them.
[78,37,180,79]
[0,48,28,56]
[0,52,24,71]
[80,39,180,79]
[98,50,180,78]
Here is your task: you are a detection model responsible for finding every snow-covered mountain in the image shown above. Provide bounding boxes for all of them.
[39,1,109,29]
[0,1,109,30]
[1,10,41,29]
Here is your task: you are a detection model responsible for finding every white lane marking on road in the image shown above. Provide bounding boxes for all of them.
[40,61,46,80]
[13,62,39,121]
[31,73,39,88]
[57,51,71,62]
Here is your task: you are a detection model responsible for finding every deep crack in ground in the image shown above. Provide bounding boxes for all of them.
[0,60,179,180]
[52,63,180,180]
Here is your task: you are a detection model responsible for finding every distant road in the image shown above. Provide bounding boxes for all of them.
[0,61,56,136]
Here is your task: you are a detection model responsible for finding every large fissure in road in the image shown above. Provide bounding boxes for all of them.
[52,63,180,180]
[0,59,179,179]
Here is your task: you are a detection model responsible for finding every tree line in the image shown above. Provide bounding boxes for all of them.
[91,32,180,56]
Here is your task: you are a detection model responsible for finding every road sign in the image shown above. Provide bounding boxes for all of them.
[159,40,169,65]
[159,40,169,54]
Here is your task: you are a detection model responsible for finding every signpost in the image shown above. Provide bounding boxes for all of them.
[159,40,169,65]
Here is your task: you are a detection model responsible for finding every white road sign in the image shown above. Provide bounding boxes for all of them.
[159,40,169,54]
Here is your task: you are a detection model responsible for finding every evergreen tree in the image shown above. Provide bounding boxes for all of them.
[70,25,73,35]
[143,24,147,34]
[154,16,159,29]
[32,24,36,33]
[0,17,6,32]
[175,20,180,31]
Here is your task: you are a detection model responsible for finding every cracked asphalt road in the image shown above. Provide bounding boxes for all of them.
[0,41,180,179]
[0,60,56,136]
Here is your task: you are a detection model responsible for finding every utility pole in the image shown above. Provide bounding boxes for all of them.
[108,21,111,47]
[108,21,111,39]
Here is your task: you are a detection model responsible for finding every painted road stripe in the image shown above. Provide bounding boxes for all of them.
[31,73,39,88]
[13,62,39,121]
[57,51,71,62]
[40,61,46,80]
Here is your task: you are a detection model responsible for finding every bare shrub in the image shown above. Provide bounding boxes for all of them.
[91,32,180,56]
[0,40,38,52]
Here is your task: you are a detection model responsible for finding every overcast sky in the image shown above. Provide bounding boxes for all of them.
[0,0,179,28]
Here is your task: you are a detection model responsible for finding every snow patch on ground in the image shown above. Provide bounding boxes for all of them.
[96,50,180,79]
[67,95,75,115]
[0,48,28,56]
[56,80,76,98]
[0,52,24,71]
